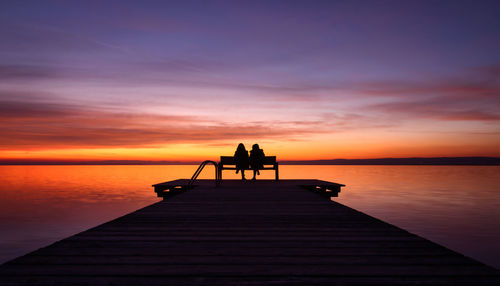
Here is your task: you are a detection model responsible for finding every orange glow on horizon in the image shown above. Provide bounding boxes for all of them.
[2,137,499,163]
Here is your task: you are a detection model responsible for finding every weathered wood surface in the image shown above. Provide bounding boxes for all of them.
[1,179,498,285]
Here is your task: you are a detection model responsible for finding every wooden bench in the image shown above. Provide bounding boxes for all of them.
[218,156,279,181]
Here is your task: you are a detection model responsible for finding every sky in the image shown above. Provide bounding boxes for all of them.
[1,0,499,162]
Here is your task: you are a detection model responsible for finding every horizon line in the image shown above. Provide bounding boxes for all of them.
[1,157,499,166]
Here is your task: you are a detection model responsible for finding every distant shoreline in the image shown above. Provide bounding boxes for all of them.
[1,157,499,165]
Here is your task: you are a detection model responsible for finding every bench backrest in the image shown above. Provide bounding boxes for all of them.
[220,156,236,165]
[262,156,277,165]
[220,156,276,166]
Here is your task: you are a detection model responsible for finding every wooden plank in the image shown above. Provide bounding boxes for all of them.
[0,276,497,286]
[0,179,498,285]
[2,264,497,276]
[10,255,482,266]
[29,245,466,257]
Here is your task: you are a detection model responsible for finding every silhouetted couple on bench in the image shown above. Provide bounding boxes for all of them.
[234,143,265,181]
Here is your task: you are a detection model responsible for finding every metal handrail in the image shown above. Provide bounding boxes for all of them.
[188,160,219,187]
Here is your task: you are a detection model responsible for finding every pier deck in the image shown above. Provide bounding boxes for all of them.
[1,179,499,285]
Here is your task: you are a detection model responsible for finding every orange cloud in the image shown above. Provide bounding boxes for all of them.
[0,94,327,150]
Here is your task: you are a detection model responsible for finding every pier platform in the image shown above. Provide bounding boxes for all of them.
[1,179,499,285]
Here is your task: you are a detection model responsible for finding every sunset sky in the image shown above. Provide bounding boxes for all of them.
[1,0,499,162]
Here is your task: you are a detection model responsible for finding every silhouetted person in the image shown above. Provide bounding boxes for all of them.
[234,143,249,180]
[250,144,265,180]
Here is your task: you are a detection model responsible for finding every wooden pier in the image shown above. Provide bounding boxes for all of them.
[1,179,499,285]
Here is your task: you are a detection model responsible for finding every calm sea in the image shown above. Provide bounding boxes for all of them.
[0,165,499,268]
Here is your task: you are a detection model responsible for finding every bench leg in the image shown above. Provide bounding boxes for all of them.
[275,164,279,181]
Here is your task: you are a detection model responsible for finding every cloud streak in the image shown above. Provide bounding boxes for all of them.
[353,66,500,122]
[0,64,60,80]
[369,101,500,122]
[0,92,328,150]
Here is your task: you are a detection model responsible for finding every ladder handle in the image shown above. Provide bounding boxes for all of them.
[189,160,219,187]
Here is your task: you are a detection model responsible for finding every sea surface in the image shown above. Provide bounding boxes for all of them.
[0,165,499,268]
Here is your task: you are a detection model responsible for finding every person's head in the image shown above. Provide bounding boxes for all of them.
[237,143,246,151]
[252,144,260,151]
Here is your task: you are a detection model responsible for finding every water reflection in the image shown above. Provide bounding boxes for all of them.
[0,165,499,269]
